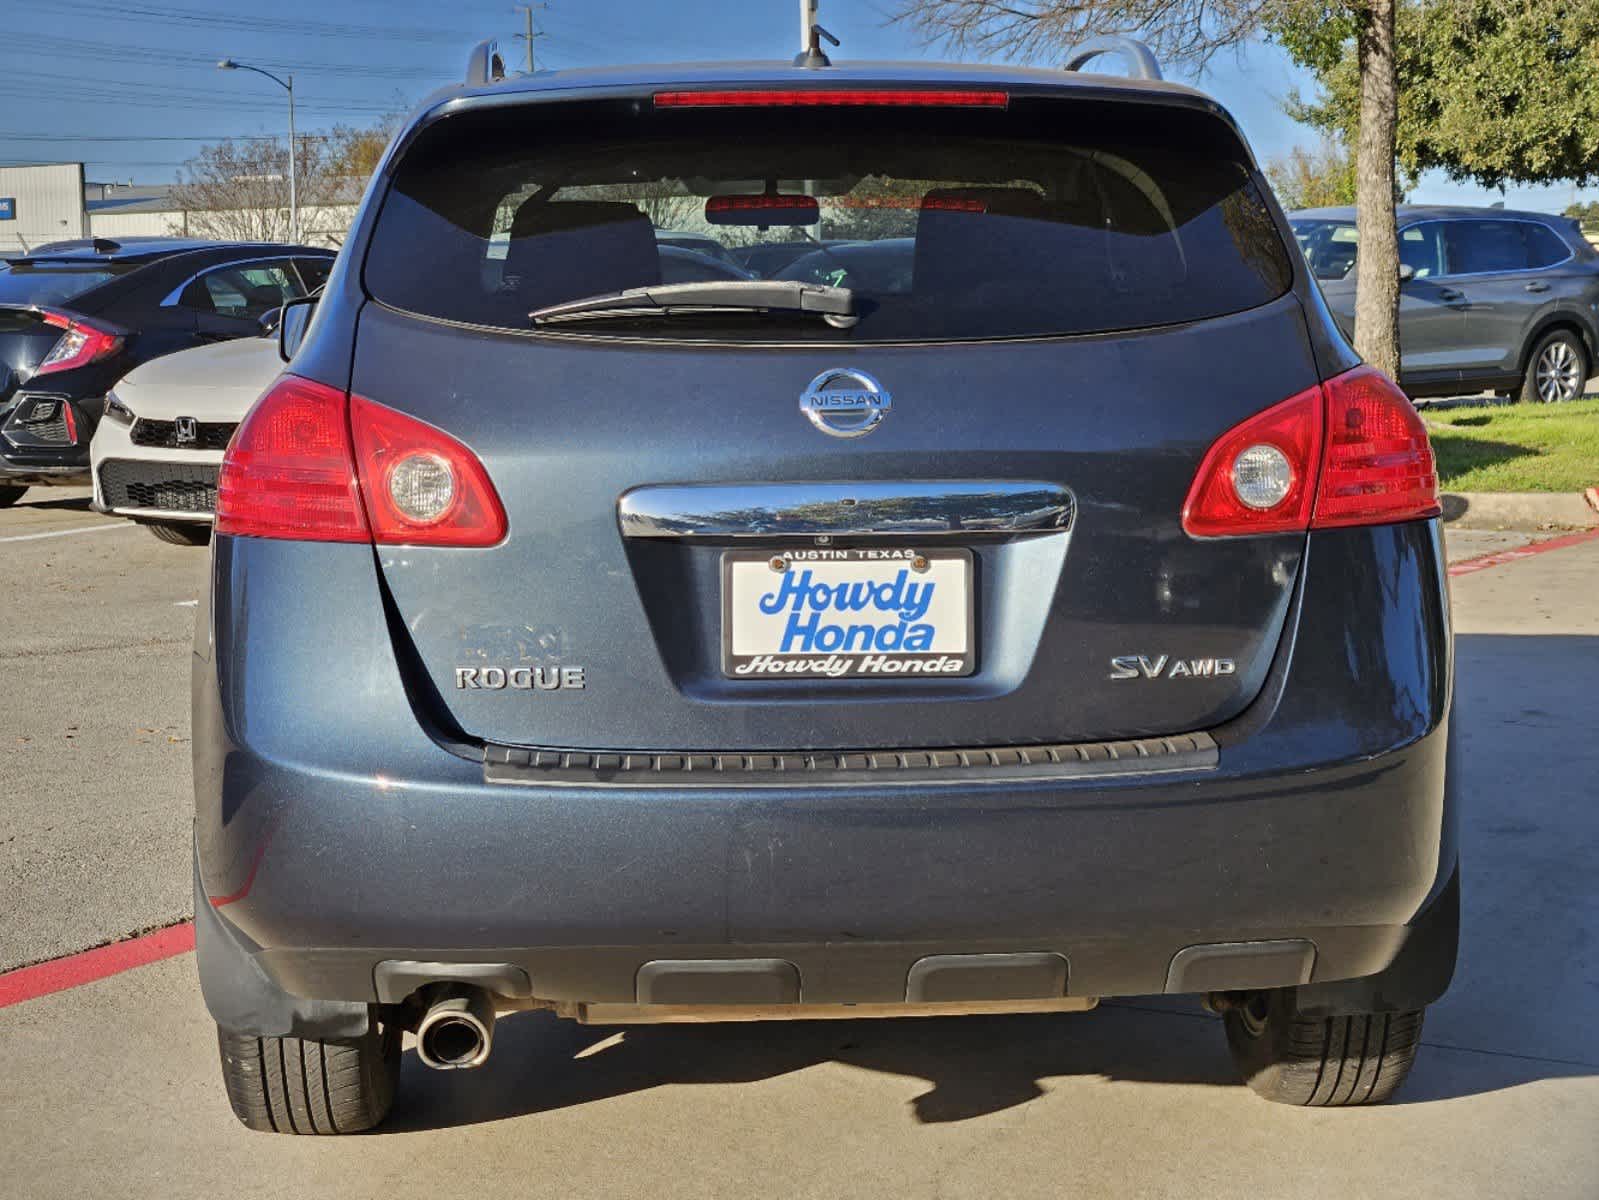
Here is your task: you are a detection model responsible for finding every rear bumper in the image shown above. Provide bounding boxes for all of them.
[195,521,1457,1026]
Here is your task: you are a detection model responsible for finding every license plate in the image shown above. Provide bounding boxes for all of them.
[722,548,974,679]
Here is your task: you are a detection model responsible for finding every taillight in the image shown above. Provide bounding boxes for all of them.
[1182,365,1440,538]
[215,375,369,542]
[1181,387,1322,537]
[35,310,123,376]
[1314,366,1442,528]
[349,395,507,547]
[654,89,1009,109]
[215,374,507,547]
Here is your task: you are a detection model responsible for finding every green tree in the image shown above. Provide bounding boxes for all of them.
[1267,139,1361,210]
[1280,0,1599,191]
[891,0,1406,376]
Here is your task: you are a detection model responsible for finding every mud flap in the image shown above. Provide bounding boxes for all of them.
[192,853,371,1040]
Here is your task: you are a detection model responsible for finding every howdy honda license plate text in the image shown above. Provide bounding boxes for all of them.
[722,547,974,679]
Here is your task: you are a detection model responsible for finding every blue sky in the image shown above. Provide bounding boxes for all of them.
[2,0,1588,211]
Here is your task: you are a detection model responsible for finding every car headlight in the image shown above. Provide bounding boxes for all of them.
[103,394,136,425]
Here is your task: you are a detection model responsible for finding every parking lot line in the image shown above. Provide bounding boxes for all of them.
[0,522,134,544]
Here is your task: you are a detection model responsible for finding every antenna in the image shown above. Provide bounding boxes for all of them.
[794,0,838,68]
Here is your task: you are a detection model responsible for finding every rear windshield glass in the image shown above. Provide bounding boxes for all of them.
[366,95,1293,342]
[0,263,126,307]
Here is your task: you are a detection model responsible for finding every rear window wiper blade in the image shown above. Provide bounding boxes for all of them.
[530,280,858,328]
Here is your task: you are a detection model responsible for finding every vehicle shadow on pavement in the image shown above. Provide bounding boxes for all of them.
[13,493,93,512]
[1391,632,1599,1104]
[381,1002,1240,1131]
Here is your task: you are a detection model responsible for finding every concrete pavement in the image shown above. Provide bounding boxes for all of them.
[0,490,1595,1197]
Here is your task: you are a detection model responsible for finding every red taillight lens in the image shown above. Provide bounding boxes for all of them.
[1181,387,1323,537]
[35,309,123,376]
[1314,366,1441,528]
[216,375,369,542]
[1181,365,1440,538]
[216,374,507,547]
[654,88,1009,109]
[349,395,507,547]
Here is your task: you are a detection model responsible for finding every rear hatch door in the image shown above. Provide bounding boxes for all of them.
[351,81,1315,752]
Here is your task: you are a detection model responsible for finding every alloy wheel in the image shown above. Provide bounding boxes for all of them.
[1535,340,1582,402]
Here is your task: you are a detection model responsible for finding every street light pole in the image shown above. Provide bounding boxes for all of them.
[217,58,299,243]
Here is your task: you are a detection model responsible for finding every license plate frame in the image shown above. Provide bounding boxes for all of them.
[721,547,975,680]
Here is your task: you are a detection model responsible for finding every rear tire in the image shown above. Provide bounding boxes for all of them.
[0,485,26,508]
[217,1019,401,1134]
[145,521,212,546]
[1224,989,1425,1106]
[1519,329,1587,403]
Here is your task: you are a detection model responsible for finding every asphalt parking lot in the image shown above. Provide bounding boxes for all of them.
[2,487,1596,1198]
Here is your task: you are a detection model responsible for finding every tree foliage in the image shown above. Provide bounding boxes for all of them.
[1276,0,1599,189]
[168,118,399,245]
[1266,139,1360,208]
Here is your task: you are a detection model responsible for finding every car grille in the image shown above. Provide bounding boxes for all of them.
[11,396,72,443]
[130,417,237,451]
[98,460,217,514]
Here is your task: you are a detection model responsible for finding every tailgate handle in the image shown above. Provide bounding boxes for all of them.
[618,481,1074,538]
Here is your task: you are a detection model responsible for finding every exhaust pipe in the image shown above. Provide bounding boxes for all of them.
[416,985,496,1070]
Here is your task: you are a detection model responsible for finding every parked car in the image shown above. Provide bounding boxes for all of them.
[1291,205,1599,402]
[0,237,334,507]
[775,237,917,292]
[195,54,1457,1133]
[90,332,282,545]
[737,239,850,276]
[658,243,756,283]
[654,230,746,270]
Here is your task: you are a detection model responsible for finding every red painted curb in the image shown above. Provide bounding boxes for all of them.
[1448,528,1599,577]
[0,922,194,1009]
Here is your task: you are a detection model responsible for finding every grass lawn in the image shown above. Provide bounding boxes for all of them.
[1422,399,1599,492]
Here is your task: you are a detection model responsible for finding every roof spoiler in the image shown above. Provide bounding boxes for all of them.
[1062,37,1163,81]
[465,38,506,86]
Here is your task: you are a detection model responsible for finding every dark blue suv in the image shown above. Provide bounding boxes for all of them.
[193,51,1457,1133]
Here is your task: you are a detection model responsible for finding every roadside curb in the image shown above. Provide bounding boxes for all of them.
[1441,491,1599,531]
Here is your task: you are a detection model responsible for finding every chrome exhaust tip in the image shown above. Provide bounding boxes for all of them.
[416,985,495,1070]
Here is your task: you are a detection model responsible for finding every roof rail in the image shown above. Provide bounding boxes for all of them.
[1062,36,1163,82]
[466,38,506,86]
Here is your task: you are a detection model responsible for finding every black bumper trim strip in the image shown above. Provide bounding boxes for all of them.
[483,731,1217,787]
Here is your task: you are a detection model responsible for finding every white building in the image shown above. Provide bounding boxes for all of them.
[0,163,91,254]
[1,162,357,255]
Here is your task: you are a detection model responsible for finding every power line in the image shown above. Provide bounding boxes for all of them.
[59,1,480,44]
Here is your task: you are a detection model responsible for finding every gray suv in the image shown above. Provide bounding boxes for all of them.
[1292,205,1599,402]
[194,53,1458,1133]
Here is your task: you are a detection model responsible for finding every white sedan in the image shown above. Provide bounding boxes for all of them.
[90,334,280,545]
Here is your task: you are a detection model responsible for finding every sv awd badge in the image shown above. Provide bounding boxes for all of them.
[455,666,585,690]
[1109,655,1236,681]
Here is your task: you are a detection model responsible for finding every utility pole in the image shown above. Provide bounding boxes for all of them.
[514,5,537,73]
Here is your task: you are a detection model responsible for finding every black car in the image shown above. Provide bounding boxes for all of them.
[0,237,334,505]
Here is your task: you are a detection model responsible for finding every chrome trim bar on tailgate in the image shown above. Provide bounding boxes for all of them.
[618,481,1074,539]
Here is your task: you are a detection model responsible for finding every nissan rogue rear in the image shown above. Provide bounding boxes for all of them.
[194,54,1457,1133]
